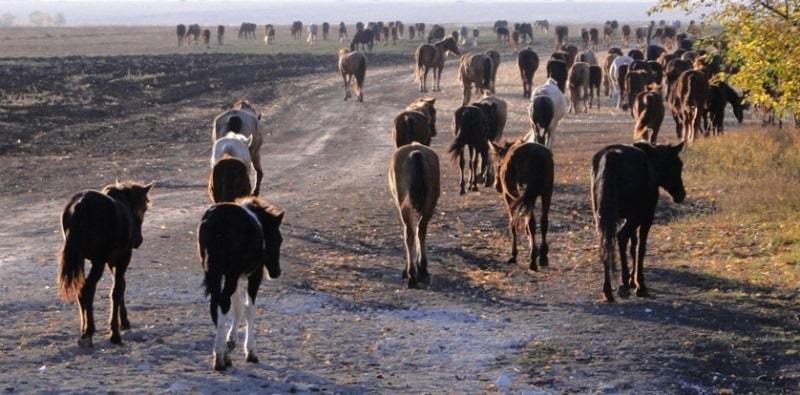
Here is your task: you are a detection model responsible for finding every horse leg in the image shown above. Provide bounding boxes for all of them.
[506,197,518,264]
[458,151,467,195]
[77,261,105,348]
[468,146,479,192]
[107,251,132,345]
[419,66,427,92]
[633,224,651,297]
[226,286,243,351]
[616,222,635,298]
[401,208,418,288]
[539,192,551,267]
[434,66,442,92]
[526,212,539,271]
[462,82,471,106]
[244,270,264,363]
[251,152,264,196]
[342,74,351,101]
[417,214,431,283]
[213,275,238,371]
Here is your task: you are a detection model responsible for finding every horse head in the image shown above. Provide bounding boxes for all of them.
[639,142,686,203]
[103,181,154,248]
[489,140,514,192]
[242,198,284,279]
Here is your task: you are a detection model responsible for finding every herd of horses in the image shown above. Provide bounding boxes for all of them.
[56,18,750,369]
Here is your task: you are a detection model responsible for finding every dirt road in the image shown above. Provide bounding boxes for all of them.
[0,33,797,394]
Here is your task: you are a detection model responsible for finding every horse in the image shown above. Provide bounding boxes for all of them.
[568,61,591,113]
[322,22,330,40]
[338,48,367,102]
[473,95,506,185]
[707,81,744,136]
[490,140,554,271]
[673,69,709,142]
[415,36,460,92]
[212,100,264,196]
[632,89,665,143]
[350,29,374,52]
[517,47,540,98]
[392,97,437,147]
[263,24,275,45]
[209,156,252,203]
[217,25,225,45]
[588,65,602,108]
[527,78,568,148]
[591,142,685,302]
[545,59,568,93]
[485,49,500,92]
[291,21,303,40]
[527,95,554,147]
[186,23,201,45]
[212,131,252,170]
[57,181,154,347]
[388,143,441,288]
[307,23,319,46]
[176,24,187,46]
[449,104,490,194]
[457,52,493,105]
[198,196,284,371]
[609,55,633,108]
[201,28,211,49]
[338,22,348,42]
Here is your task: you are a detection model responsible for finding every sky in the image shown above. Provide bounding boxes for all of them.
[2,1,698,26]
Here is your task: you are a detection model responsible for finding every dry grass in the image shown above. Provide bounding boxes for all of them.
[660,127,800,295]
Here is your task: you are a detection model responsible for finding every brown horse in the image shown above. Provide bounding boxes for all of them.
[208,156,252,203]
[673,69,709,142]
[632,89,665,143]
[58,181,154,347]
[449,105,490,194]
[388,143,441,288]
[457,52,493,105]
[415,37,460,92]
[517,47,539,98]
[490,140,554,271]
[485,48,500,93]
[338,48,367,102]
[212,100,264,196]
[392,97,437,147]
[176,24,187,46]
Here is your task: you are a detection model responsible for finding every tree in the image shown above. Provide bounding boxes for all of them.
[651,0,800,121]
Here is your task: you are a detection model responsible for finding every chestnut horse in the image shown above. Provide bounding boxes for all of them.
[392,97,437,147]
[57,181,154,347]
[415,37,460,92]
[338,48,367,102]
[388,143,441,288]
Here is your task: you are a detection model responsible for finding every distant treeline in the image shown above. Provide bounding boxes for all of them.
[1,11,66,27]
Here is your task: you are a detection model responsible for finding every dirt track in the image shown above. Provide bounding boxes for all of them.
[0,28,798,395]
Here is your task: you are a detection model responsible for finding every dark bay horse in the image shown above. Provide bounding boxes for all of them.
[673,69,709,142]
[198,197,284,371]
[57,181,154,347]
[208,155,252,203]
[350,29,374,53]
[632,89,665,143]
[458,52,494,105]
[388,143,441,288]
[517,47,540,98]
[338,48,367,102]
[591,142,685,302]
[212,100,264,196]
[490,140,554,271]
[392,97,437,147]
[449,104,490,194]
[176,24,187,46]
[707,81,745,135]
[415,37,460,92]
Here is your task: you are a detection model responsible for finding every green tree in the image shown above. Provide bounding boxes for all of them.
[651,0,800,121]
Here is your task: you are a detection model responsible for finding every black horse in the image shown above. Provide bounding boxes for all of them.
[707,81,745,135]
[350,29,374,53]
[591,142,685,302]
[198,197,284,371]
[448,105,490,195]
[57,181,154,347]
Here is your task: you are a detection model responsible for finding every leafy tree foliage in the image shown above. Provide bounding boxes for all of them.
[651,0,800,120]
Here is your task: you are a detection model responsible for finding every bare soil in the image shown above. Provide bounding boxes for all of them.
[0,27,798,394]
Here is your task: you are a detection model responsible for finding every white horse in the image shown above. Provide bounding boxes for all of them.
[526,78,568,148]
[609,55,633,108]
[307,24,319,46]
[211,132,252,171]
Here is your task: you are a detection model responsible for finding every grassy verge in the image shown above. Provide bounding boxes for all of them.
[660,126,800,296]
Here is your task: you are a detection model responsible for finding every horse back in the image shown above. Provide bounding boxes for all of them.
[212,108,262,147]
[392,110,431,147]
[209,156,252,203]
[389,144,440,215]
[503,143,554,202]
[591,145,657,225]
[198,203,265,277]
[61,190,132,259]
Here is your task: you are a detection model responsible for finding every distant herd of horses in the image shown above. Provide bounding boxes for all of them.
[58,18,751,370]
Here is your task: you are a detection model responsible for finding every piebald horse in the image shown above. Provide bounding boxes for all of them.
[212,100,264,196]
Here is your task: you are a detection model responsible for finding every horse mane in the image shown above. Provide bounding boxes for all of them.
[101,181,153,206]
[338,47,349,58]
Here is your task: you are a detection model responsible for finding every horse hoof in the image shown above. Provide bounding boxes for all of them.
[602,293,616,303]
[245,352,259,364]
[635,288,649,298]
[77,337,93,348]
[528,263,539,272]
[539,256,549,267]
[507,257,517,264]
[120,320,131,331]
[618,287,631,298]
[109,333,123,345]
[226,340,236,352]
[213,360,227,371]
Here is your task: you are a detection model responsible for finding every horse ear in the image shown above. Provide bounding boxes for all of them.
[257,113,263,121]
[274,210,285,225]
[674,141,686,153]
[245,135,253,146]
[425,97,435,104]
[143,181,155,193]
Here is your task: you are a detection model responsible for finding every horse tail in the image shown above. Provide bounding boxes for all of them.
[482,56,493,89]
[447,110,467,163]
[594,154,618,275]
[508,159,542,226]
[408,150,428,213]
[226,115,243,133]
[57,196,87,301]
[354,55,367,91]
